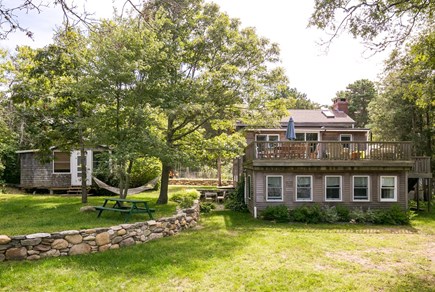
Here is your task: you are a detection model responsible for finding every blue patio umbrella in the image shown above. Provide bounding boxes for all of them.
[286,117,296,140]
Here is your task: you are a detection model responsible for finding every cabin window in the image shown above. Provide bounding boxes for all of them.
[246,175,252,200]
[380,176,397,202]
[340,134,352,148]
[325,176,342,201]
[266,176,283,201]
[353,176,370,201]
[296,175,312,201]
[53,152,70,173]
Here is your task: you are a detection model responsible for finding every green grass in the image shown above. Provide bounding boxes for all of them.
[1,191,434,291]
[0,186,194,235]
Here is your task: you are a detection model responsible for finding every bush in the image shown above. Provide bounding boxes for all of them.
[335,205,350,222]
[170,189,199,209]
[349,207,367,223]
[322,206,339,223]
[261,205,290,222]
[375,205,416,225]
[200,202,215,213]
[289,204,323,224]
[224,177,248,212]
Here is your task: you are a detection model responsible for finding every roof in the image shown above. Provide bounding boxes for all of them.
[280,109,355,127]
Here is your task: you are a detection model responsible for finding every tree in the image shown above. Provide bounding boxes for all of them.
[369,30,434,158]
[344,79,377,128]
[134,0,290,204]
[309,0,435,51]
[9,28,94,203]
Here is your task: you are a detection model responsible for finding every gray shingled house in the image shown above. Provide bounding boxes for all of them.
[17,147,108,194]
[234,98,432,218]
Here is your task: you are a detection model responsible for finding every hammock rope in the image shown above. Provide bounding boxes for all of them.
[93,176,159,195]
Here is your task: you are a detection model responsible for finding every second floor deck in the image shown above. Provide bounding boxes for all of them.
[244,141,431,176]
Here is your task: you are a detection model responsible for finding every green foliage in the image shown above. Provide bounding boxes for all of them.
[261,205,290,222]
[199,202,215,213]
[343,79,377,128]
[322,206,340,223]
[335,205,351,222]
[289,204,324,224]
[224,177,248,212]
[170,189,199,209]
[129,157,162,188]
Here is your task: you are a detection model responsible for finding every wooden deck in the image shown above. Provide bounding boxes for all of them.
[244,141,431,177]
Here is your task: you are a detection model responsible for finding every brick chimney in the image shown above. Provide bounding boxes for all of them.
[332,97,349,114]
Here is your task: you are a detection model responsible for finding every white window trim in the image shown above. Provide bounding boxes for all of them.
[380,176,398,202]
[340,134,352,141]
[266,175,283,202]
[325,175,342,202]
[295,132,320,141]
[246,175,252,200]
[295,175,313,202]
[352,175,370,202]
[52,150,71,174]
[255,134,280,141]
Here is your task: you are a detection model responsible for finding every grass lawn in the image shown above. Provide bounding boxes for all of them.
[1,190,434,291]
[0,186,191,235]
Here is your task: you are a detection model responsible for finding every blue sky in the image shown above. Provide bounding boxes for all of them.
[1,0,390,106]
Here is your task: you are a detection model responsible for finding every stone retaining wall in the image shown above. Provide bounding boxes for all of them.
[0,202,200,262]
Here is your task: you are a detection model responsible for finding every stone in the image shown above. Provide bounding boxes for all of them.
[21,238,42,246]
[0,235,11,245]
[83,236,96,241]
[147,220,157,226]
[80,206,96,212]
[119,237,135,247]
[40,249,60,258]
[60,230,79,236]
[26,233,50,239]
[34,244,51,252]
[95,232,110,246]
[65,234,83,244]
[143,230,151,237]
[69,243,91,256]
[27,250,40,256]
[27,255,41,261]
[110,225,122,231]
[99,244,110,252]
[0,244,12,251]
[148,233,163,241]
[52,239,69,250]
[112,236,123,244]
[0,253,5,261]
[153,228,164,233]
[110,244,119,250]
[117,229,127,236]
[83,229,96,234]
[5,247,27,260]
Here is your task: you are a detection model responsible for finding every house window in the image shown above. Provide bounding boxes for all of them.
[380,176,397,201]
[340,134,352,148]
[53,152,70,173]
[266,176,283,201]
[325,176,342,201]
[296,175,312,201]
[295,132,318,153]
[353,176,370,201]
[246,175,252,200]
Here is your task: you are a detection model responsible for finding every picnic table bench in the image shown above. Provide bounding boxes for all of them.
[95,198,155,222]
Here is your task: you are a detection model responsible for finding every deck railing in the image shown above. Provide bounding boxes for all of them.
[411,156,431,174]
[246,141,414,161]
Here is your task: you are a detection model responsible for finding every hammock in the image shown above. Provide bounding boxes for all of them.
[93,176,159,195]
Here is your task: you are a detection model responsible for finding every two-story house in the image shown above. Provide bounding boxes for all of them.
[234,99,432,218]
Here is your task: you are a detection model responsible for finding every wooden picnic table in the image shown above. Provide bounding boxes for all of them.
[94,198,155,222]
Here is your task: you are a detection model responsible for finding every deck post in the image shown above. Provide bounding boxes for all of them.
[416,179,420,211]
[428,178,432,213]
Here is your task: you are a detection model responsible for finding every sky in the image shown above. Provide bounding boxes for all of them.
[1,0,390,106]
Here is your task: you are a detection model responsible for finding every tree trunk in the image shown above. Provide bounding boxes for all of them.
[157,163,171,204]
[217,155,222,186]
[120,159,134,199]
[80,147,88,203]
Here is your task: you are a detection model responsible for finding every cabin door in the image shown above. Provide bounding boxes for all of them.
[70,150,92,186]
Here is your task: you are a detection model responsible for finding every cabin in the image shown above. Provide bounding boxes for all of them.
[234,98,432,218]
[16,147,108,194]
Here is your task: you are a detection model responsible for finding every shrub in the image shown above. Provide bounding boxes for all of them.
[224,177,248,212]
[170,189,199,209]
[200,202,216,213]
[335,205,350,222]
[349,207,367,223]
[322,206,339,223]
[289,204,323,224]
[375,205,416,225]
[261,205,290,222]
